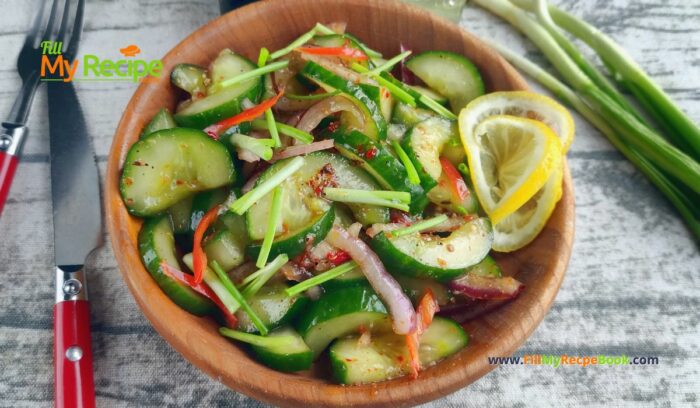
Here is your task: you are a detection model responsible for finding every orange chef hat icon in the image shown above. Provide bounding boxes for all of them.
[120,45,141,57]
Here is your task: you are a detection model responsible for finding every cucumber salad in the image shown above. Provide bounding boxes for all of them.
[119,22,569,385]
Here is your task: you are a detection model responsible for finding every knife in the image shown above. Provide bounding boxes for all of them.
[48,80,102,408]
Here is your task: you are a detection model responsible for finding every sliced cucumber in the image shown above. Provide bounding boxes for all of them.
[236,283,309,333]
[167,196,194,234]
[329,317,468,384]
[370,217,493,281]
[141,108,177,138]
[295,285,389,358]
[174,50,262,129]
[405,51,484,113]
[391,102,436,128]
[394,275,451,306]
[246,206,335,260]
[204,222,249,271]
[189,188,229,233]
[120,128,236,216]
[138,216,215,315]
[311,34,370,69]
[427,176,479,215]
[331,129,428,214]
[466,255,503,278]
[300,61,387,140]
[250,327,313,372]
[170,63,208,98]
[401,117,456,192]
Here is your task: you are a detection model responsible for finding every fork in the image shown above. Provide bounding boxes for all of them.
[0,0,79,216]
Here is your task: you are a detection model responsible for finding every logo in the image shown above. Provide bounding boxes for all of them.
[40,41,162,83]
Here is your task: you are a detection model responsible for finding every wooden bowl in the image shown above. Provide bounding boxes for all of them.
[105,0,574,406]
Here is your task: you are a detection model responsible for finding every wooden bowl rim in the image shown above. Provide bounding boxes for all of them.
[105,1,574,406]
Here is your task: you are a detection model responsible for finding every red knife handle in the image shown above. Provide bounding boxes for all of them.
[0,123,27,216]
[54,267,95,408]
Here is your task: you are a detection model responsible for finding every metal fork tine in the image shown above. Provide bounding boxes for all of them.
[63,0,84,59]
[25,0,58,47]
[46,0,66,43]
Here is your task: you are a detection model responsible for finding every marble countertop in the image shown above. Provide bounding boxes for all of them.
[0,0,698,406]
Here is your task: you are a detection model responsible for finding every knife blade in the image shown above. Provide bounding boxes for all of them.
[48,80,100,408]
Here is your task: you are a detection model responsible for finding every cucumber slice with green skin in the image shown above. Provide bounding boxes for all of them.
[329,317,468,385]
[394,275,451,306]
[205,227,248,271]
[170,63,208,98]
[370,217,493,281]
[295,285,390,358]
[391,102,436,128]
[300,61,387,140]
[167,196,194,234]
[405,51,485,114]
[236,283,309,334]
[249,327,313,372]
[174,51,262,129]
[427,177,480,215]
[141,108,177,138]
[331,129,428,214]
[401,117,456,192]
[189,188,229,232]
[120,128,236,216]
[466,255,502,278]
[246,206,335,260]
[138,216,215,316]
[311,34,371,69]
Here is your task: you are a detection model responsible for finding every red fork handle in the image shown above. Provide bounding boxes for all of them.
[0,151,19,215]
[54,300,96,408]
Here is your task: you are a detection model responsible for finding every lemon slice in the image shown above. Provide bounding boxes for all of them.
[459,91,575,153]
[459,114,562,224]
[492,165,564,252]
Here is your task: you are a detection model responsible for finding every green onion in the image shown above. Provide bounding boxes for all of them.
[255,187,283,268]
[182,254,242,312]
[285,261,358,297]
[391,140,421,185]
[285,90,341,100]
[313,22,336,36]
[209,60,289,94]
[229,134,275,161]
[457,162,470,179]
[219,327,297,347]
[472,0,700,195]
[389,215,449,238]
[251,120,313,144]
[210,260,268,335]
[270,27,317,60]
[366,50,412,76]
[257,47,270,67]
[322,188,411,212]
[417,93,457,120]
[324,187,410,203]
[264,109,281,148]
[350,62,417,107]
[230,156,304,214]
[242,254,289,298]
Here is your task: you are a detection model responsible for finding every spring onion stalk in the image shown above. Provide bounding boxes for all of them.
[472,0,700,195]
[210,260,268,335]
[257,47,270,67]
[314,22,337,36]
[350,62,417,106]
[229,134,275,161]
[210,60,289,93]
[485,39,700,240]
[389,215,449,238]
[270,27,318,60]
[250,120,314,144]
[230,156,304,214]
[324,188,410,202]
[378,72,456,119]
[323,187,411,212]
[257,49,281,148]
[256,187,283,268]
[457,162,470,179]
[513,0,700,159]
[313,23,384,58]
[366,51,412,76]
[242,254,289,298]
[182,253,241,311]
[391,140,421,185]
[285,90,341,100]
[285,261,358,297]
[219,327,297,347]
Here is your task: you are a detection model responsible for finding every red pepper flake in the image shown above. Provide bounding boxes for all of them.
[308,163,338,196]
[364,147,378,160]
[326,249,351,265]
[175,179,185,186]
[123,177,134,186]
[132,160,144,166]
[390,210,413,225]
[326,120,340,133]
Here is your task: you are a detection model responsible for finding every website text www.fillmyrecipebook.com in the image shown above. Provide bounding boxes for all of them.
[488,354,659,368]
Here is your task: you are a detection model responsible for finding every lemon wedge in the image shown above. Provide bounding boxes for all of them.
[459,114,562,224]
[459,91,575,153]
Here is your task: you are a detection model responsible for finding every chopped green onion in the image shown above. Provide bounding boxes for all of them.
[210,60,289,93]
[285,261,359,297]
[251,119,314,144]
[350,62,416,107]
[322,187,411,212]
[314,22,336,36]
[264,109,281,148]
[391,140,421,185]
[242,254,289,298]
[366,50,412,76]
[270,27,317,60]
[229,134,275,161]
[211,260,268,335]
[313,23,384,58]
[457,162,470,179]
[219,327,297,347]
[389,215,449,238]
[183,253,242,312]
[417,93,457,120]
[286,90,341,100]
[230,156,304,214]
[257,47,270,67]
[255,187,283,268]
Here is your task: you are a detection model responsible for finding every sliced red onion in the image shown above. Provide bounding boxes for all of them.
[237,148,260,163]
[269,139,334,162]
[449,274,524,300]
[296,95,365,134]
[326,225,416,335]
[347,222,362,238]
[398,44,417,85]
[326,21,347,34]
[241,171,262,194]
[366,222,404,238]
